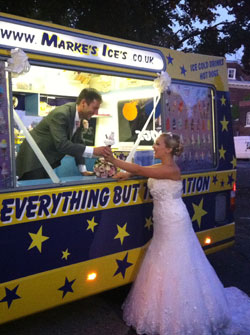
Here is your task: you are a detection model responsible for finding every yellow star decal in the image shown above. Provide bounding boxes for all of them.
[62,249,71,260]
[86,217,98,232]
[144,216,153,230]
[230,156,237,169]
[220,95,226,105]
[28,226,49,253]
[220,116,229,132]
[219,145,226,159]
[114,223,130,245]
[192,198,207,229]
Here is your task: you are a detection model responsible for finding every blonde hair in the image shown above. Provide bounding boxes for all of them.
[160,132,184,157]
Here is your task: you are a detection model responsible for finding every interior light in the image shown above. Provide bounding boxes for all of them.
[87,272,97,281]
[204,237,212,245]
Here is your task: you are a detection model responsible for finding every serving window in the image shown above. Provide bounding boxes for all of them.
[0,62,13,190]
[6,64,157,188]
[1,61,218,191]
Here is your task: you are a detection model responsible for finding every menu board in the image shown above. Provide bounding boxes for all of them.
[164,83,215,172]
[0,62,12,188]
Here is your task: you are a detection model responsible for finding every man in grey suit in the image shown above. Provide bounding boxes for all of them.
[16,88,112,180]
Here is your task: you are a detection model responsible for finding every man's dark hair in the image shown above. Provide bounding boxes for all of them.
[76,88,102,105]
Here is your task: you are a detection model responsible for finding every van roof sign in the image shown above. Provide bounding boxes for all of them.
[0,16,166,73]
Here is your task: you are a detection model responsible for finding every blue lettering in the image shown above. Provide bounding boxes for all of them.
[203,176,210,191]
[102,44,107,56]
[196,177,203,192]
[70,191,83,211]
[51,193,62,214]
[41,33,58,47]
[38,195,51,217]
[132,184,140,201]
[91,46,98,55]
[1,199,14,223]
[187,178,194,193]
[81,190,89,210]
[0,28,12,39]
[191,178,197,192]
[122,185,132,203]
[26,196,39,218]
[62,192,72,212]
[82,44,89,54]
[113,186,122,205]
[16,198,28,220]
[73,43,81,52]
[87,189,100,208]
[58,40,65,49]
[122,51,127,60]
[67,41,74,51]
[200,72,208,80]
[99,187,110,207]
[182,179,186,194]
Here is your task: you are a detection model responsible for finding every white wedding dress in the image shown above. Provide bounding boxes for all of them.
[122,178,250,335]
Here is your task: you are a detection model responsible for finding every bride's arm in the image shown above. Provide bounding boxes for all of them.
[113,171,134,180]
[108,156,180,180]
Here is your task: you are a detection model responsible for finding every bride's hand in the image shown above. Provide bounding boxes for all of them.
[113,171,131,180]
[105,152,115,163]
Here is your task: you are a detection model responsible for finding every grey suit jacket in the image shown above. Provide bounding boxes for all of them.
[16,103,88,179]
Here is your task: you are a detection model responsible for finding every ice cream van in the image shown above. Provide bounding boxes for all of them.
[0,12,236,324]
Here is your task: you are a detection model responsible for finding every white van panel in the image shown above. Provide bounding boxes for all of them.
[233,136,250,159]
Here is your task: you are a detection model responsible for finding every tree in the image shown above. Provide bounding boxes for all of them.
[0,0,249,71]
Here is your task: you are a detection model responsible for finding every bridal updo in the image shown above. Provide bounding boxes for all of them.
[160,132,184,157]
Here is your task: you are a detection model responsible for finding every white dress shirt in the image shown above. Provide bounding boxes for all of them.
[74,109,94,173]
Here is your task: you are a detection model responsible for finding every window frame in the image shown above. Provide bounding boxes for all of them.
[228,68,236,80]
[161,80,217,174]
[245,111,250,127]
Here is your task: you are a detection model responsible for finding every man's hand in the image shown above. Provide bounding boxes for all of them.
[105,152,115,163]
[93,146,112,157]
[81,171,94,176]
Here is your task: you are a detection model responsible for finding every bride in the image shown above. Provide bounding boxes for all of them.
[106,132,250,335]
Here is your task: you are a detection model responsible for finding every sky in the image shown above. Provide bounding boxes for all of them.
[213,6,243,61]
[174,4,243,62]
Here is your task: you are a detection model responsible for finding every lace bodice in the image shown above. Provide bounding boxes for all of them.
[147,178,183,201]
[147,178,187,228]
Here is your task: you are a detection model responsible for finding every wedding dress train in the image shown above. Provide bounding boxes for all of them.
[122,178,250,335]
